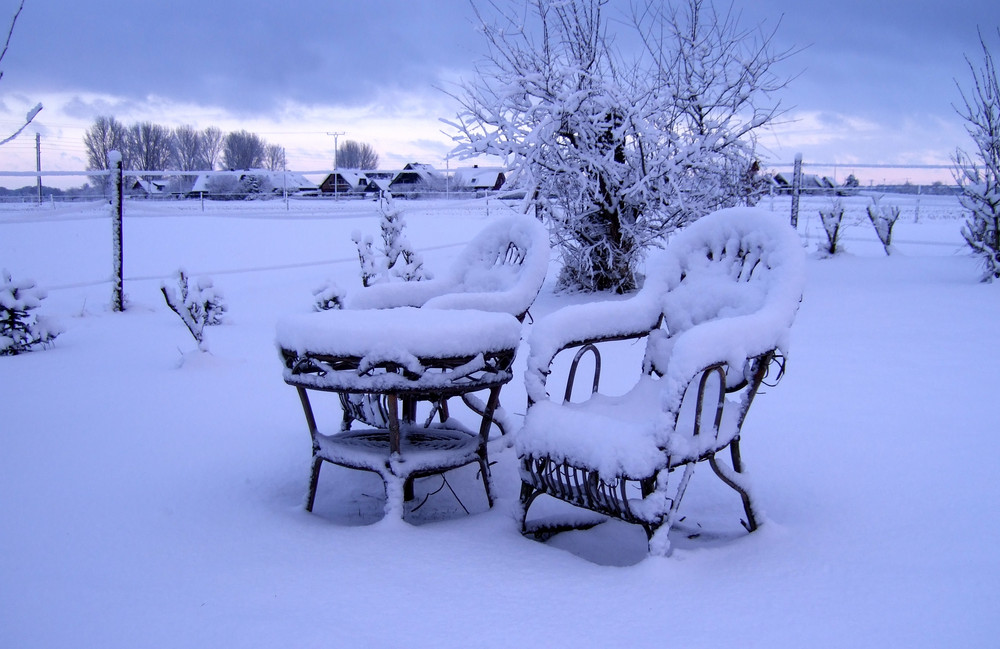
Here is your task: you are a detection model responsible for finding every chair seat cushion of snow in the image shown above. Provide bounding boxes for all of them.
[519,375,747,479]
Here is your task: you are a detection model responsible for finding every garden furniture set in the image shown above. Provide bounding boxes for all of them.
[275,208,805,555]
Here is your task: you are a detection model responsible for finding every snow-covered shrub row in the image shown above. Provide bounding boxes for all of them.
[0,269,61,355]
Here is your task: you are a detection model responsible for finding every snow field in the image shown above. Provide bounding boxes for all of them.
[1,194,997,648]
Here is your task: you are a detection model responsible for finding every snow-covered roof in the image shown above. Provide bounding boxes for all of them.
[189,170,318,194]
[452,166,506,190]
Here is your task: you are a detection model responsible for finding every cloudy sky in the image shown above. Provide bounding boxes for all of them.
[1,0,997,188]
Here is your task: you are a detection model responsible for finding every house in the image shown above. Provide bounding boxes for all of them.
[319,170,368,195]
[451,165,506,191]
[771,172,840,195]
[388,163,444,195]
[129,178,170,197]
[187,170,318,198]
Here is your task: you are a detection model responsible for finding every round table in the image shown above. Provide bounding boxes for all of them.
[276,307,522,520]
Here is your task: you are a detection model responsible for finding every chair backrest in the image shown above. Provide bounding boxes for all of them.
[423,214,550,320]
[643,207,806,413]
[342,214,549,319]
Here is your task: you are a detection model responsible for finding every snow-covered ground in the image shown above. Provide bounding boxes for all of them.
[1,193,997,647]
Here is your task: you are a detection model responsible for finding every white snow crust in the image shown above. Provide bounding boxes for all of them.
[1,195,996,648]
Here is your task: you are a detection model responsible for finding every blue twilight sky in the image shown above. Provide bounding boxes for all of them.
[0,0,997,187]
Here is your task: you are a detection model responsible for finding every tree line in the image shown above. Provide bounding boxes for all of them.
[83,116,379,172]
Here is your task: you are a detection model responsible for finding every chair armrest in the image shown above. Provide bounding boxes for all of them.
[525,294,663,403]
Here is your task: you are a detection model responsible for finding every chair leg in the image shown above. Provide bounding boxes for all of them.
[478,456,494,508]
[518,482,542,535]
[708,439,760,532]
[305,455,323,512]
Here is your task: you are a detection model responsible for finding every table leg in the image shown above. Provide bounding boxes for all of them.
[386,393,400,455]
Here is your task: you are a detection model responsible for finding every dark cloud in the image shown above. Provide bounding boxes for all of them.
[3,0,483,115]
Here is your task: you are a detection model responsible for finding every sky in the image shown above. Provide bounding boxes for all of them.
[0,0,998,188]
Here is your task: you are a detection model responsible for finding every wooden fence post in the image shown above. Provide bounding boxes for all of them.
[790,153,802,229]
[110,152,124,312]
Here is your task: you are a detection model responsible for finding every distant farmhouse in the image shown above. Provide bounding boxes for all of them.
[315,162,510,198]
[129,178,171,197]
[388,163,446,195]
[188,170,318,198]
[451,165,506,191]
[319,169,368,194]
[772,172,841,195]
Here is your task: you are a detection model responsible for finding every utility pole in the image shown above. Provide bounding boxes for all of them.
[35,133,41,204]
[327,131,345,200]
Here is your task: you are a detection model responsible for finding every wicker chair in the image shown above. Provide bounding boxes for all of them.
[516,208,805,555]
[337,214,550,433]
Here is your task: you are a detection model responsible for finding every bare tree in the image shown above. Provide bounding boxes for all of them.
[83,115,127,170]
[172,125,203,171]
[448,0,790,292]
[125,122,174,173]
[201,126,223,170]
[337,140,379,169]
[954,28,1000,281]
[263,143,286,171]
[0,0,41,147]
[223,130,266,169]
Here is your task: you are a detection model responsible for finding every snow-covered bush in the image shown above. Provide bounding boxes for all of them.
[447,0,790,293]
[866,196,901,255]
[819,200,845,255]
[351,196,429,287]
[1,269,61,355]
[160,270,227,350]
[312,280,345,311]
[954,29,1000,281]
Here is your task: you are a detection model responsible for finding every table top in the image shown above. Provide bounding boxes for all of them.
[277,307,522,395]
[276,307,522,358]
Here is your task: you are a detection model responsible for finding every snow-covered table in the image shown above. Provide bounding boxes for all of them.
[276,307,522,519]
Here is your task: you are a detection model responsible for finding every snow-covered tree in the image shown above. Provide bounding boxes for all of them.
[447,0,790,292]
[160,270,227,351]
[953,28,1000,281]
[0,1,41,147]
[1,269,61,355]
[867,195,900,255]
[351,196,429,287]
[819,200,845,255]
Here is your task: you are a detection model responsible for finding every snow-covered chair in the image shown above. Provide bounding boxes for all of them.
[338,214,550,431]
[517,207,806,555]
[343,214,549,321]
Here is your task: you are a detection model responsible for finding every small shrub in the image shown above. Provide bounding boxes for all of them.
[819,200,845,255]
[866,196,901,255]
[312,280,345,311]
[160,270,227,350]
[0,269,61,355]
[351,195,429,287]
